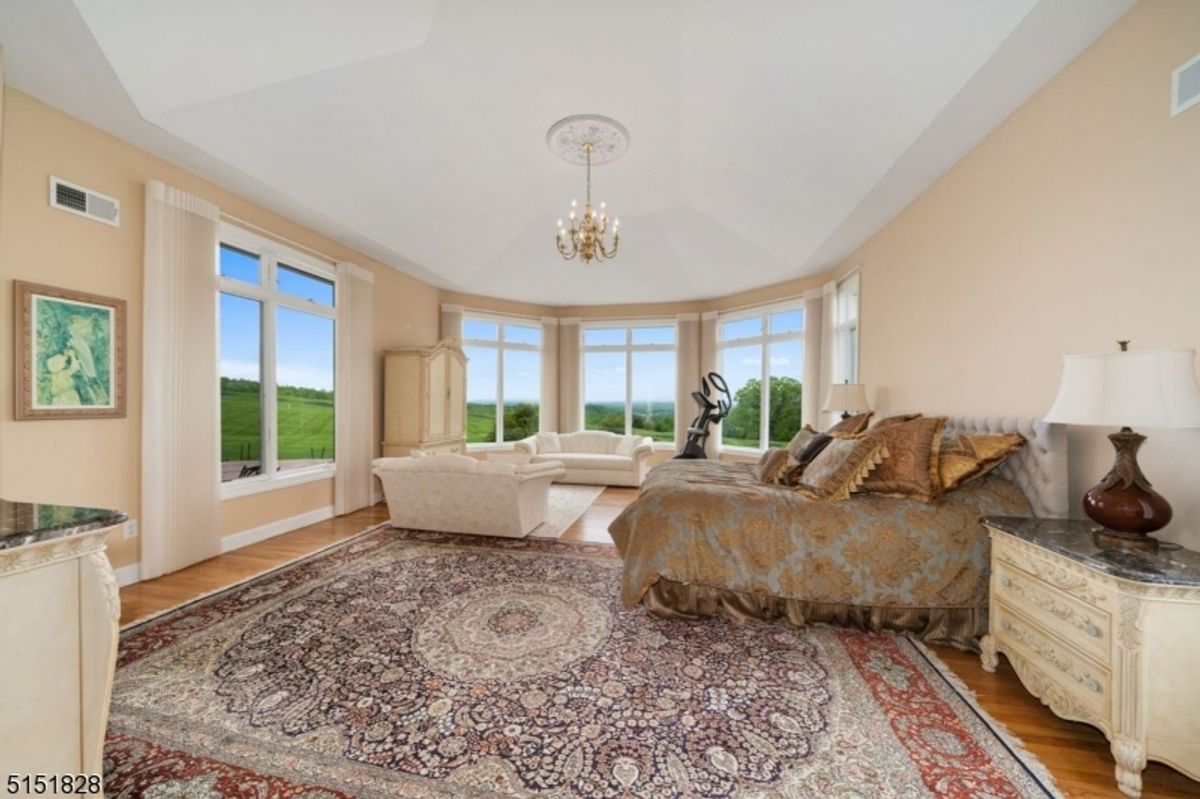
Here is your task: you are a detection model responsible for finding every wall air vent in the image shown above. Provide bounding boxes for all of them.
[49,176,120,227]
[1172,53,1200,117]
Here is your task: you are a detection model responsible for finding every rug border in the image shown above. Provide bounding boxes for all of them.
[902,635,1065,799]
[120,521,391,632]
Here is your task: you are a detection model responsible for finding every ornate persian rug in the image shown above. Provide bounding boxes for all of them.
[528,485,606,538]
[105,528,1060,798]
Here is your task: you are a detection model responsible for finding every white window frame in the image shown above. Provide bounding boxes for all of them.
[217,222,338,499]
[462,312,542,449]
[581,320,677,448]
[717,300,806,454]
[834,272,860,384]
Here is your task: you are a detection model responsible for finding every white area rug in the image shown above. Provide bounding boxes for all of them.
[528,484,606,538]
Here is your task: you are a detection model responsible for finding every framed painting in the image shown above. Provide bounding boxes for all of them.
[14,281,127,419]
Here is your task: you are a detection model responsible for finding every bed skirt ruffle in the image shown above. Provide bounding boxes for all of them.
[642,578,986,652]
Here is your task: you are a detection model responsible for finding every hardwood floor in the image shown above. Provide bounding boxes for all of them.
[118,488,1198,799]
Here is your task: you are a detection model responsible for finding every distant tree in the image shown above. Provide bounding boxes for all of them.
[504,403,539,440]
[721,376,803,443]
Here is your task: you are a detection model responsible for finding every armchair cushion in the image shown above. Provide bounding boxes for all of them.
[534,431,561,453]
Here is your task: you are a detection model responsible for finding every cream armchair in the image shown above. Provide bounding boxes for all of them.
[372,454,565,537]
[514,431,655,487]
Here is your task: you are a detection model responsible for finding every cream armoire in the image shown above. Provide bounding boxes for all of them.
[382,341,467,456]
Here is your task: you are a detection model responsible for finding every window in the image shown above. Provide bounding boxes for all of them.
[463,316,541,445]
[834,273,860,384]
[218,227,336,490]
[582,323,676,443]
[718,306,805,450]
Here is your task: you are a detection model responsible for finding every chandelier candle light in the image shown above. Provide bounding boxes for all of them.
[547,114,629,264]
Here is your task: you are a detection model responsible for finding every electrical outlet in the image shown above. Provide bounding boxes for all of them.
[123,519,138,539]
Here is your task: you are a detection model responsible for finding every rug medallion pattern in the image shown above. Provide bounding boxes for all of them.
[105,528,1058,798]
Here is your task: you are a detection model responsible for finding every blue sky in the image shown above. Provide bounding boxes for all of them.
[219,247,335,392]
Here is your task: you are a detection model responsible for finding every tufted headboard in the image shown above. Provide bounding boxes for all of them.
[943,416,1068,519]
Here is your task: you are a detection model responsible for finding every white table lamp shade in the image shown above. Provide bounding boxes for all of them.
[1043,349,1200,428]
[822,383,870,413]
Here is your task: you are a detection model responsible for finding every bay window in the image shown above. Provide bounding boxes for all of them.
[718,306,805,450]
[463,315,541,445]
[582,322,676,442]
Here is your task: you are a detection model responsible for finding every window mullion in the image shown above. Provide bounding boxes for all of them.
[760,341,770,450]
[495,345,505,444]
[263,257,279,478]
[624,346,633,436]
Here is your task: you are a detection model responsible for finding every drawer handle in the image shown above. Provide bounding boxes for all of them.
[1087,679,1102,694]
[1086,624,1101,638]
[1001,576,1012,588]
[1000,620,1011,631]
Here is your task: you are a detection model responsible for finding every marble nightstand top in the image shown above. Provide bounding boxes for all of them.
[984,516,1200,587]
[0,498,127,551]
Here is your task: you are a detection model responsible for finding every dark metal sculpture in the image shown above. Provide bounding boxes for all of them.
[674,372,732,459]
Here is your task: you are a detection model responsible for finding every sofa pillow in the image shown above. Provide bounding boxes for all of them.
[826,412,873,435]
[939,432,1026,492]
[615,436,637,456]
[859,416,948,501]
[755,447,790,484]
[535,431,562,454]
[791,433,889,501]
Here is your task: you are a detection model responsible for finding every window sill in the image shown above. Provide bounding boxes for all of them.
[720,445,764,457]
[220,464,336,501]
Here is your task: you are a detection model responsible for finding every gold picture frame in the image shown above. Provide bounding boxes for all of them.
[14,281,127,420]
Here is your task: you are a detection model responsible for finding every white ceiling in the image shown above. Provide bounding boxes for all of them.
[0,0,1133,305]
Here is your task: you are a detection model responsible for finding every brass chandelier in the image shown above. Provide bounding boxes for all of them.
[547,114,629,265]
[556,143,619,263]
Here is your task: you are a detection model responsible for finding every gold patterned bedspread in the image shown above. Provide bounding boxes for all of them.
[608,460,1031,610]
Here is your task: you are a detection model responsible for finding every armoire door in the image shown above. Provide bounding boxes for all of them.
[427,350,448,438]
[447,356,465,437]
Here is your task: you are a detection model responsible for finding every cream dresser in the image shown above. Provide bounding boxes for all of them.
[0,499,124,790]
[382,341,467,457]
[981,517,1200,798]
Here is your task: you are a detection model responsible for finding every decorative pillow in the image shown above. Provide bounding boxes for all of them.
[939,432,1026,492]
[785,424,820,459]
[871,413,923,429]
[791,434,889,501]
[535,431,562,454]
[755,447,791,484]
[858,416,948,501]
[777,432,834,486]
[826,412,873,435]
[615,436,637,456]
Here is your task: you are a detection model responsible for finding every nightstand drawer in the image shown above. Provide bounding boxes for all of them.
[993,560,1111,665]
[993,537,1110,613]
[994,602,1110,722]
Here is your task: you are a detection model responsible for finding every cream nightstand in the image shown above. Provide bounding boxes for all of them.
[980,517,1200,798]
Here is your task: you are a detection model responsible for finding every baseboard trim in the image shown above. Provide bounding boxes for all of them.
[220,505,335,554]
[114,563,141,587]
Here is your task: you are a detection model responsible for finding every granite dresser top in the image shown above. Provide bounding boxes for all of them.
[985,516,1200,588]
[0,498,127,551]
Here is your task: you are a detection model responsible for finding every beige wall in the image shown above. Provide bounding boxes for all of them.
[833,0,1200,547]
[0,89,440,570]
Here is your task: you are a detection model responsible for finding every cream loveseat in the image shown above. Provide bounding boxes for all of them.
[372,454,564,537]
[514,431,655,487]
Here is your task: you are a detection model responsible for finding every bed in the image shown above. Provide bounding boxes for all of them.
[607,416,1067,650]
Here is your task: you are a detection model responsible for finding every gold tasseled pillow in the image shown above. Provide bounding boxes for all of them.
[785,424,821,459]
[871,412,922,429]
[755,447,791,484]
[858,416,948,501]
[939,433,1026,492]
[826,412,873,435]
[791,433,889,501]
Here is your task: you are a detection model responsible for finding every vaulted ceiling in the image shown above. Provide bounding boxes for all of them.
[0,0,1133,304]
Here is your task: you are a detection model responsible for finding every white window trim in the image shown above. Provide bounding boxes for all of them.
[462,312,542,448]
[581,320,677,441]
[716,304,806,452]
[833,272,861,385]
[218,222,337,499]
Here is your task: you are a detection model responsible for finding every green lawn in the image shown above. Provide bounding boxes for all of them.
[221,378,334,462]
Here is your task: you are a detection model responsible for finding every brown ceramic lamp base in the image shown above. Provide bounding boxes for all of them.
[1083,428,1172,546]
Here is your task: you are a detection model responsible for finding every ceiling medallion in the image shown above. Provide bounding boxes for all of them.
[548,115,628,264]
